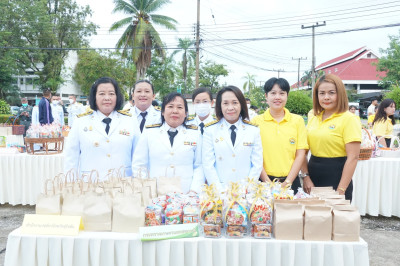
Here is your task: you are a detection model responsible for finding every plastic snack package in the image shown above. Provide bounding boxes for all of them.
[165,203,183,225]
[248,183,273,238]
[183,203,200,224]
[252,224,272,238]
[224,182,248,238]
[145,205,163,226]
[200,184,223,238]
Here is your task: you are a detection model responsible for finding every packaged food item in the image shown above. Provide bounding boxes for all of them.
[252,224,272,238]
[165,203,183,225]
[200,184,223,238]
[224,182,248,238]
[248,183,273,238]
[203,224,221,237]
[145,205,163,226]
[183,203,200,224]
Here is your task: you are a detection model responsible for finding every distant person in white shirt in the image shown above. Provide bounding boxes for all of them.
[367,98,378,117]
[123,94,135,110]
[129,80,161,133]
[51,95,64,126]
[67,94,84,127]
[246,98,257,120]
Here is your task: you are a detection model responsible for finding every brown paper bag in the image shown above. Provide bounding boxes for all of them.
[112,183,145,233]
[61,180,85,216]
[274,203,303,240]
[332,205,360,241]
[319,194,345,200]
[134,167,157,198]
[325,199,350,206]
[82,185,113,231]
[304,205,332,241]
[36,179,61,215]
[156,167,182,196]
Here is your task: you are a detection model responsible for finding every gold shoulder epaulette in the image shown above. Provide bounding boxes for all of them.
[205,120,219,128]
[154,106,161,111]
[186,124,198,130]
[145,123,162,128]
[212,114,217,119]
[243,120,258,127]
[187,116,195,121]
[117,109,132,117]
[77,110,93,118]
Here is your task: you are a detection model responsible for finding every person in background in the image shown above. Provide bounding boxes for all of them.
[123,94,135,110]
[17,97,33,135]
[246,98,257,120]
[372,98,396,148]
[202,86,263,191]
[64,77,140,179]
[367,98,378,119]
[252,77,308,193]
[31,99,40,126]
[301,74,361,200]
[51,95,64,126]
[38,89,54,125]
[132,92,203,193]
[85,99,92,112]
[368,106,378,129]
[67,94,85,127]
[152,100,159,107]
[349,105,361,127]
[186,87,216,135]
[129,80,161,133]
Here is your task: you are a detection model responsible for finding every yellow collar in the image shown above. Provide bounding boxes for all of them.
[264,108,291,122]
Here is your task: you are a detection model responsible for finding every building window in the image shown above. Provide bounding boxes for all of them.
[334,68,338,72]
[367,53,371,58]
[20,78,24,85]
[328,70,331,74]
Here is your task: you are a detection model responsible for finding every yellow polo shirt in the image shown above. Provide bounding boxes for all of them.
[367,114,375,124]
[373,118,393,137]
[252,108,308,177]
[307,111,361,158]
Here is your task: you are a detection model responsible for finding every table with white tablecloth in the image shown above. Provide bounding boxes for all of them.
[4,228,369,266]
[352,157,400,217]
[0,153,64,205]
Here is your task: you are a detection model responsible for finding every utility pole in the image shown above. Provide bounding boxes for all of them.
[292,57,307,90]
[301,21,326,91]
[195,0,200,88]
[273,69,284,78]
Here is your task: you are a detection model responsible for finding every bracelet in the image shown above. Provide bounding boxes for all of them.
[338,187,346,192]
[283,180,292,186]
[300,173,309,179]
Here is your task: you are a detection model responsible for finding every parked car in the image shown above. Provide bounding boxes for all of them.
[358,107,368,119]
[10,106,19,115]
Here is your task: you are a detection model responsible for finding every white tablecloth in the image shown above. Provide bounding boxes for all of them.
[0,153,64,205]
[352,157,400,217]
[4,228,369,266]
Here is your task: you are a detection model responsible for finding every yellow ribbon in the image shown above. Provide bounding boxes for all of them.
[200,184,222,224]
[249,183,273,215]
[224,182,249,223]
[245,177,257,192]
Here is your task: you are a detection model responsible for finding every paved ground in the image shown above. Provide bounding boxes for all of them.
[1,204,400,266]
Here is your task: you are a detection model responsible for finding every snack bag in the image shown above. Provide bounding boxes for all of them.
[145,205,163,226]
[224,182,248,238]
[200,184,223,238]
[183,203,200,224]
[165,203,183,225]
[249,183,273,238]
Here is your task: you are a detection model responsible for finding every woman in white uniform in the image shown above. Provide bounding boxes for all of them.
[64,77,140,180]
[132,92,204,193]
[202,85,263,191]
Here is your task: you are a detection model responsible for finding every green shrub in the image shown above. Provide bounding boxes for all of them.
[0,99,11,115]
[384,86,400,108]
[286,91,313,115]
[0,114,19,124]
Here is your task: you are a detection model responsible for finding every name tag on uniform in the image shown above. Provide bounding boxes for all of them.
[184,141,197,146]
[119,129,130,136]
[243,142,254,146]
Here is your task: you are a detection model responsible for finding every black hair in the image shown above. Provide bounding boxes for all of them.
[349,105,357,110]
[161,92,189,127]
[152,100,159,107]
[215,85,249,121]
[263,77,290,94]
[133,79,154,94]
[192,87,213,102]
[372,98,396,126]
[245,98,250,101]
[43,89,51,97]
[89,77,124,111]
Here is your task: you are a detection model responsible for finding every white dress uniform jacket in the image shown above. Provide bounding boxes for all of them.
[202,118,263,191]
[186,114,216,127]
[132,123,204,193]
[129,105,162,132]
[67,102,85,127]
[31,106,39,125]
[51,104,64,126]
[64,110,140,180]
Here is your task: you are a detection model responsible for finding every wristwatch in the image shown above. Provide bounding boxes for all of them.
[300,173,309,179]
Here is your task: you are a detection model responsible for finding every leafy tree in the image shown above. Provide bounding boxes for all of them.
[4,0,97,92]
[73,50,136,96]
[146,54,178,99]
[0,99,11,115]
[199,61,229,93]
[384,86,400,109]
[242,73,256,93]
[376,31,400,88]
[110,0,177,80]
[171,38,196,90]
[245,86,268,112]
[285,91,313,115]
[301,70,325,89]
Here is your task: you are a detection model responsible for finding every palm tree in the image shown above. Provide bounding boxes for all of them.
[242,73,256,94]
[110,0,177,79]
[171,38,196,89]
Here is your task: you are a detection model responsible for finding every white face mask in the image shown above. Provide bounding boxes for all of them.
[247,104,251,109]
[194,103,212,118]
[52,100,59,105]
[69,99,74,104]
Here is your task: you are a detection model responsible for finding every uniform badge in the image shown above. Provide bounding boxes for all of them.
[243,142,254,146]
[119,129,130,136]
[84,127,88,132]
[94,142,99,147]
[329,124,336,130]
[184,141,197,146]
[289,138,296,144]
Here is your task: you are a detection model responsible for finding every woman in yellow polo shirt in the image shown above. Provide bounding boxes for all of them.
[301,74,361,200]
[252,77,308,193]
[372,98,396,147]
